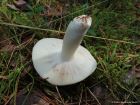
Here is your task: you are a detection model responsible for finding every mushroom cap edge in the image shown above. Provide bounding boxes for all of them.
[32,38,97,85]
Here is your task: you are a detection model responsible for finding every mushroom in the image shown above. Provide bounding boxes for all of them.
[32,15,97,86]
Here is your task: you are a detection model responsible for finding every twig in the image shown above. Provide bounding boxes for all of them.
[121,83,139,105]
[6,48,16,70]
[117,82,139,102]
[0,22,63,34]
[4,93,15,105]
[87,87,101,105]
[84,35,136,45]
[78,87,83,105]
[16,34,34,49]
[85,87,88,105]
[55,86,65,105]
[0,22,138,45]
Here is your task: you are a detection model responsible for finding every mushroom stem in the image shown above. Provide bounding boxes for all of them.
[61,15,92,61]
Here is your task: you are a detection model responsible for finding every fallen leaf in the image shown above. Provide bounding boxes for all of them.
[135,2,140,8]
[41,1,64,17]
[14,0,29,11]
[7,0,31,11]
[14,0,26,6]
[7,4,19,10]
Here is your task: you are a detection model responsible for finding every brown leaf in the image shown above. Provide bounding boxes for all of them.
[7,0,30,11]
[10,89,57,105]
[14,0,26,6]
[135,2,140,8]
[41,2,64,17]
[14,0,28,10]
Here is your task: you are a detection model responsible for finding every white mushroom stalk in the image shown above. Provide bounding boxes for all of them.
[61,16,92,61]
[32,15,97,86]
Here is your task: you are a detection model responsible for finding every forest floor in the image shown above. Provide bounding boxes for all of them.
[0,0,140,105]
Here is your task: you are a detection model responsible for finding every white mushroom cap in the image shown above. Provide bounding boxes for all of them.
[32,15,97,85]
